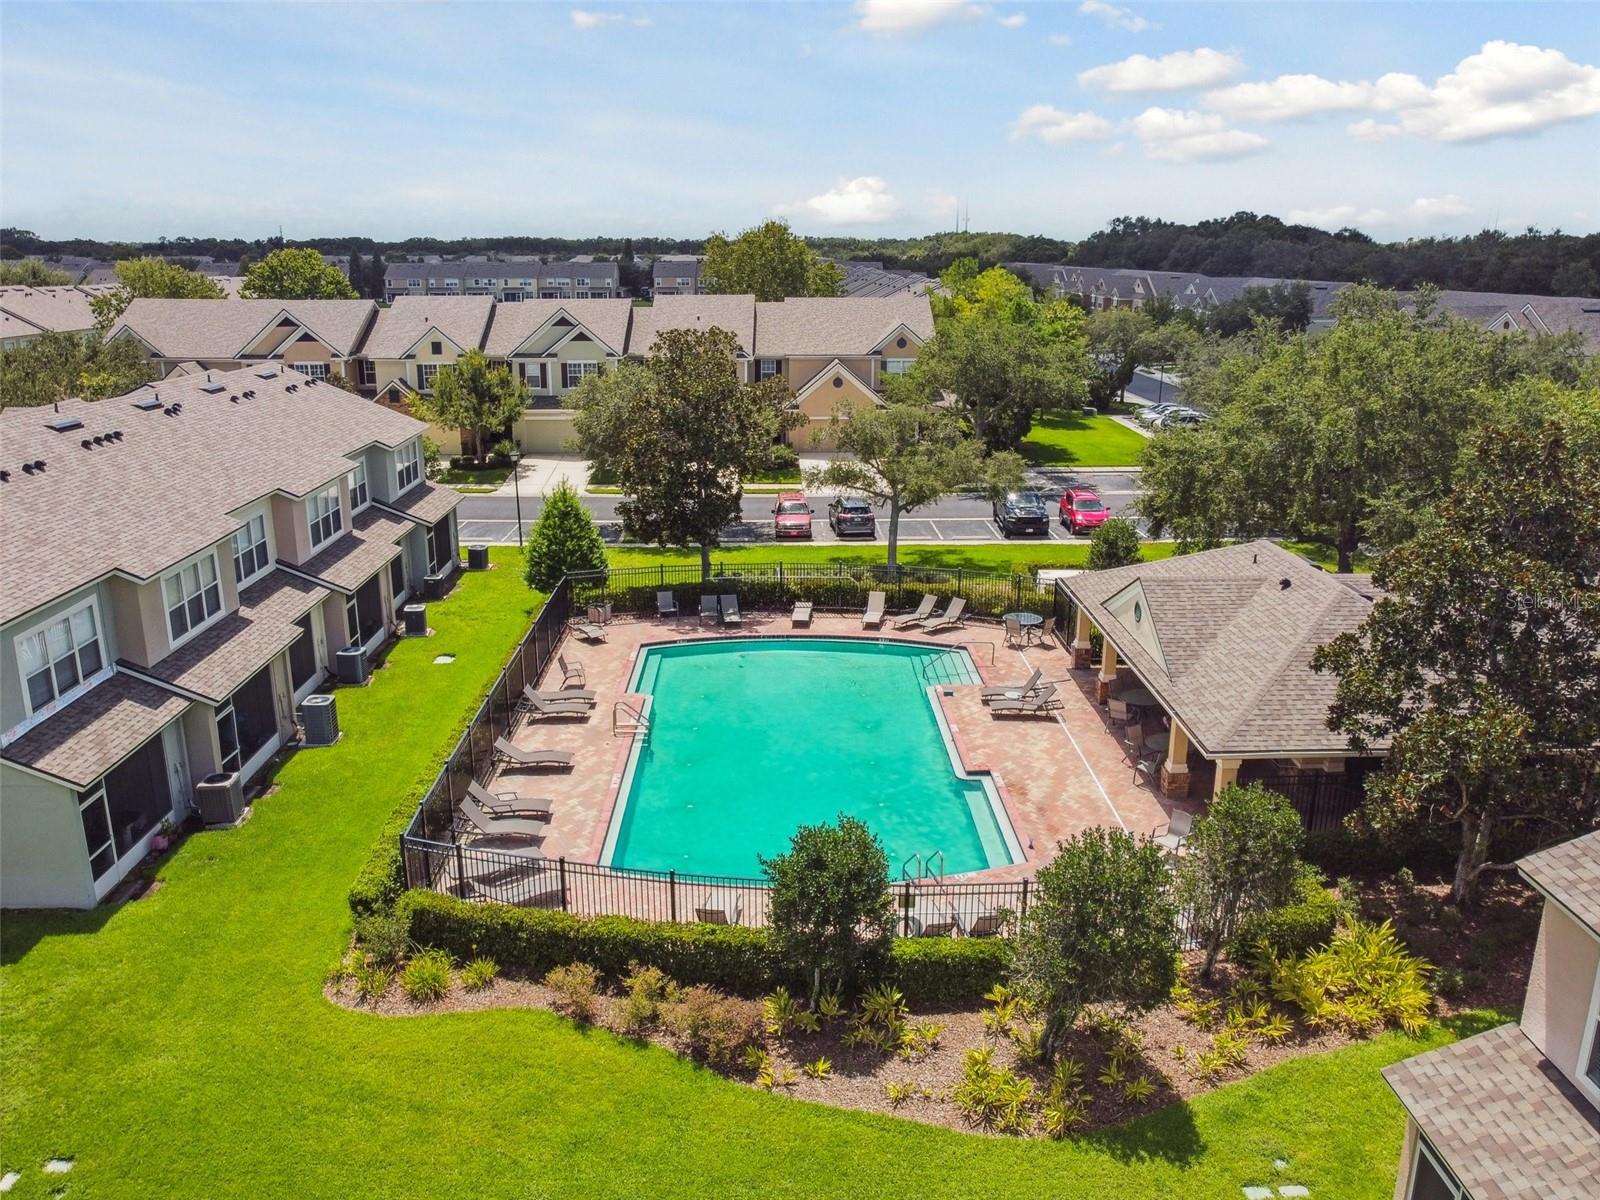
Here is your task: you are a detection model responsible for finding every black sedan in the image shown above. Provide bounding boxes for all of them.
[993,490,1050,537]
[828,496,877,537]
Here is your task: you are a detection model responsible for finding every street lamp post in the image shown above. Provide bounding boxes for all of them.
[510,449,525,547]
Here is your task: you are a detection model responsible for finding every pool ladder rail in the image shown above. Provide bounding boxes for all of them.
[902,851,945,885]
[919,641,996,686]
[612,698,651,741]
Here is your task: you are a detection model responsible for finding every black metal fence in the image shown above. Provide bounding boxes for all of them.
[1247,765,1372,833]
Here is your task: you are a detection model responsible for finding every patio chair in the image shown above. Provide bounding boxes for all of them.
[920,900,963,938]
[965,911,1006,938]
[492,738,574,771]
[719,594,742,626]
[558,653,585,689]
[920,596,968,635]
[1121,720,1147,765]
[1133,750,1161,790]
[791,601,813,627]
[457,788,552,842]
[1036,615,1059,648]
[890,594,937,629]
[981,667,1042,704]
[467,868,563,909]
[989,682,1060,716]
[862,591,886,629]
[698,594,719,624]
[1152,808,1194,855]
[526,685,596,704]
[1003,614,1027,648]
[1106,696,1133,724]
[695,893,744,925]
[519,691,592,720]
[656,590,680,618]
[466,779,554,821]
[570,615,607,643]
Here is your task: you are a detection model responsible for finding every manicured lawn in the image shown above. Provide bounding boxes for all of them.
[606,542,1176,574]
[1020,412,1149,467]
[436,463,512,487]
[1,549,1484,1198]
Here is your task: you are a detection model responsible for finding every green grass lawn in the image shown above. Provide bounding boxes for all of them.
[435,463,512,488]
[1020,413,1150,468]
[0,548,1482,1198]
[606,542,1176,574]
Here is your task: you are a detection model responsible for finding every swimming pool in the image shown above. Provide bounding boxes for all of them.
[602,638,1022,878]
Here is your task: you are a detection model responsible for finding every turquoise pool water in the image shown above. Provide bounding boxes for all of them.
[604,639,1020,878]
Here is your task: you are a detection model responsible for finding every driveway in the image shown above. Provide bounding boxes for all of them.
[488,453,590,497]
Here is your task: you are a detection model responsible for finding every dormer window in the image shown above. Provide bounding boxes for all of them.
[231,513,270,585]
[1579,963,1600,1108]
[396,441,422,492]
[307,485,343,549]
[14,599,106,721]
[163,551,223,646]
[348,462,370,512]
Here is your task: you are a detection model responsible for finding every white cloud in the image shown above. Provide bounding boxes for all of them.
[778,176,902,224]
[997,12,1027,28]
[1286,195,1473,229]
[1204,41,1600,143]
[1048,33,1073,46]
[1010,104,1118,143]
[1078,48,1243,94]
[1129,107,1269,161]
[570,8,651,29]
[1078,0,1155,33]
[854,0,989,34]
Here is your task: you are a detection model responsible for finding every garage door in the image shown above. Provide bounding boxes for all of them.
[516,412,577,452]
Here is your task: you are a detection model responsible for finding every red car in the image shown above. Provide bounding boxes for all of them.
[773,492,814,539]
[1060,487,1110,534]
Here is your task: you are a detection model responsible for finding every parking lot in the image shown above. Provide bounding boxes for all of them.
[457,514,1127,546]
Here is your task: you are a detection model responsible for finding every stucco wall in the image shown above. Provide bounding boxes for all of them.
[0,762,96,909]
[1521,902,1600,1085]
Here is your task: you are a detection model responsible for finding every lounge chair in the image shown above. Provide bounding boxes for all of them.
[890,594,937,629]
[695,893,744,925]
[570,616,607,643]
[699,595,719,624]
[966,911,1006,938]
[457,789,552,841]
[920,900,963,938]
[466,779,554,821]
[791,601,813,627]
[981,667,1042,704]
[526,685,596,705]
[719,594,742,626]
[656,590,679,618]
[1152,809,1194,855]
[862,591,886,629]
[989,682,1060,715]
[492,738,574,771]
[518,691,592,720]
[467,868,564,908]
[558,654,585,688]
[920,596,968,635]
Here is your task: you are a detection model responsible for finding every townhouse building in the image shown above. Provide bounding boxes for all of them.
[383,260,620,303]
[0,284,117,350]
[650,257,702,296]
[480,298,633,452]
[107,298,379,384]
[0,366,460,908]
[362,295,497,430]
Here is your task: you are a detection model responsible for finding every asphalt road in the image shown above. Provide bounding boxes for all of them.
[458,468,1147,547]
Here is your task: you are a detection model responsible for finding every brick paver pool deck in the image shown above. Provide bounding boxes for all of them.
[484,611,1194,885]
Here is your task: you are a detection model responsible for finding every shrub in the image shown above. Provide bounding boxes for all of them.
[492,438,517,467]
[461,957,499,991]
[1229,865,1351,965]
[889,935,1011,1004]
[1086,517,1142,571]
[660,985,764,1067]
[545,962,603,1024]
[523,480,607,591]
[1264,918,1434,1035]
[764,443,800,472]
[951,1047,1035,1135]
[353,907,411,967]
[400,949,453,1002]
[353,962,391,1004]
[618,963,682,1035]
[347,804,417,918]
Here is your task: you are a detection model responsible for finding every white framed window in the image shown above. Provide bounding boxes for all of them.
[883,358,914,375]
[562,361,599,389]
[1407,1134,1466,1200]
[416,363,440,392]
[15,599,107,720]
[357,359,376,387]
[1577,962,1600,1109]
[290,361,330,380]
[408,278,422,288]
[396,441,422,492]
[231,513,270,586]
[79,782,117,881]
[307,485,343,549]
[757,359,781,381]
[163,552,223,645]
[348,463,370,512]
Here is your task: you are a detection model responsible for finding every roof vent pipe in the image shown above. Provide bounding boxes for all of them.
[1279,578,1292,590]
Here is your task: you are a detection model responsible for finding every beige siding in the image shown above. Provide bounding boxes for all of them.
[105,575,169,668]
[270,494,313,565]
[1521,904,1600,1086]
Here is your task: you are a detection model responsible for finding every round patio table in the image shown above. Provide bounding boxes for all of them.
[1004,611,1044,643]
[1119,686,1157,716]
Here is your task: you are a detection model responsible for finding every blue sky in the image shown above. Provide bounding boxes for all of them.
[2,1,1597,242]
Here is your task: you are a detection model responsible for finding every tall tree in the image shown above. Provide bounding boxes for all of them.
[567,328,794,579]
[805,390,1023,570]
[407,350,526,462]
[702,220,843,300]
[1203,280,1313,337]
[89,257,225,328]
[0,259,73,286]
[0,331,154,408]
[367,252,387,301]
[1312,418,1600,904]
[240,248,359,300]
[348,252,366,299]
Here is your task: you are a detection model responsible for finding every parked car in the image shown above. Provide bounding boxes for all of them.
[1060,487,1109,534]
[1137,403,1178,427]
[773,492,814,539]
[827,496,876,537]
[1156,407,1207,428]
[993,490,1050,537]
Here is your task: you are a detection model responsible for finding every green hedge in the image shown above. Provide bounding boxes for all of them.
[397,889,1009,1004]
[1229,867,1351,965]
[347,801,417,918]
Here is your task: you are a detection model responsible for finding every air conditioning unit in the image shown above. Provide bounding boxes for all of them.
[424,570,448,600]
[466,544,489,571]
[336,645,369,685]
[298,694,340,746]
[402,603,428,636]
[195,772,246,827]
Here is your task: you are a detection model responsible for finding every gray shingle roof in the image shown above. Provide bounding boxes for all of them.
[284,507,408,593]
[652,259,701,282]
[376,481,460,528]
[1063,539,1384,757]
[0,286,104,336]
[1,673,190,789]
[1383,1022,1600,1200]
[359,295,494,358]
[753,294,935,357]
[110,299,377,359]
[132,570,327,702]
[481,299,633,358]
[1519,831,1600,937]
[629,294,756,356]
[0,366,427,625]
[383,260,619,286]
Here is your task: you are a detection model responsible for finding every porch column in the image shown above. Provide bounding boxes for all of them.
[1160,723,1191,799]
[1212,757,1242,800]
[1096,639,1119,704]
[1072,606,1094,670]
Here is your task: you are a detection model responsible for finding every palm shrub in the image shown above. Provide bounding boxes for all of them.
[1264,918,1433,1035]
[760,816,895,1004]
[400,949,453,1002]
[523,480,607,591]
[1012,828,1179,1061]
[1175,783,1305,978]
